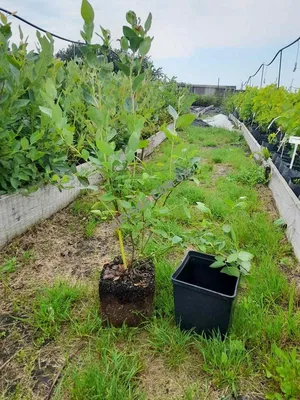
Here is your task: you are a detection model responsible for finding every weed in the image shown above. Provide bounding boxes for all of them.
[195,334,252,393]
[0,257,18,275]
[230,165,268,186]
[265,344,300,399]
[84,217,98,238]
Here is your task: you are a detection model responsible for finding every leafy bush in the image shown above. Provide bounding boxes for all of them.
[0,11,194,194]
[192,94,223,107]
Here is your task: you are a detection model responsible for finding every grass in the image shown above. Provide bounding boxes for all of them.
[31,281,84,341]
[1,125,299,400]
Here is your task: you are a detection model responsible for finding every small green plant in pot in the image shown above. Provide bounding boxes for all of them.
[77,1,196,327]
[171,220,253,337]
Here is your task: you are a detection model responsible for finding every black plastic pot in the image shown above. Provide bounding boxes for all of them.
[281,165,300,183]
[289,178,300,198]
[171,251,239,337]
[261,141,278,153]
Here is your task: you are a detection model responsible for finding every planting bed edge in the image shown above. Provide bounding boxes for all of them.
[229,114,300,261]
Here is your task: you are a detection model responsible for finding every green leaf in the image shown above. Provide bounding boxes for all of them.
[240,261,251,273]
[227,253,238,263]
[128,131,140,152]
[30,131,44,145]
[176,113,196,129]
[183,204,191,219]
[81,0,94,24]
[10,177,19,189]
[62,129,73,145]
[139,37,151,56]
[238,251,254,262]
[132,73,145,91]
[77,176,89,186]
[101,193,116,202]
[126,149,135,163]
[13,99,30,109]
[123,26,137,39]
[144,12,152,33]
[52,103,62,125]
[118,200,131,209]
[171,235,182,245]
[120,36,129,51]
[116,62,130,77]
[167,105,178,121]
[81,149,89,160]
[153,229,169,239]
[86,52,99,68]
[83,90,98,107]
[39,106,52,117]
[223,224,231,233]
[126,11,137,27]
[196,202,211,215]
[20,137,29,150]
[161,125,179,142]
[138,139,148,149]
[129,36,143,52]
[210,260,225,268]
[96,140,114,156]
[124,96,136,113]
[221,266,240,278]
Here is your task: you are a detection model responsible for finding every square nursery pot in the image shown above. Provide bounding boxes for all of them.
[171,251,239,337]
[99,257,155,327]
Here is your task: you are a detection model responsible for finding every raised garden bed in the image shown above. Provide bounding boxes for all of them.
[230,114,300,260]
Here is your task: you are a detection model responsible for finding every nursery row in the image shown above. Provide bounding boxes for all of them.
[227,85,300,198]
[0,6,194,194]
[1,125,299,399]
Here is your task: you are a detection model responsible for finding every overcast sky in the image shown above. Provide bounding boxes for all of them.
[2,0,300,89]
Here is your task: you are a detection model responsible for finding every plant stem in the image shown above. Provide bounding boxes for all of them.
[118,229,127,269]
[169,140,174,178]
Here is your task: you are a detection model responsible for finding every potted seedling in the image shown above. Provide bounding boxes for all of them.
[289,177,300,198]
[172,222,253,337]
[76,2,197,326]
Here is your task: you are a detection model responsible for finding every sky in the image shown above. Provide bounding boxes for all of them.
[2,0,300,89]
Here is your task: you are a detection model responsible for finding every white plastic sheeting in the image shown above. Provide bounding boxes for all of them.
[204,114,235,131]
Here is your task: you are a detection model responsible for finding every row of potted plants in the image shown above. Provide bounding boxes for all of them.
[229,86,300,198]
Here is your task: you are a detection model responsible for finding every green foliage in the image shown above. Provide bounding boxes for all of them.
[229,165,268,186]
[192,94,223,107]
[231,84,300,135]
[266,345,300,400]
[0,6,195,194]
[0,257,18,276]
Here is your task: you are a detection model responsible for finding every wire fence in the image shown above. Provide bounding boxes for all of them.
[242,35,300,90]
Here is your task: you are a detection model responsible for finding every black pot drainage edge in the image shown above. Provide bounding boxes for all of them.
[171,251,239,337]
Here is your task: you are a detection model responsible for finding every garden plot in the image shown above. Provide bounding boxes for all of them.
[1,126,299,400]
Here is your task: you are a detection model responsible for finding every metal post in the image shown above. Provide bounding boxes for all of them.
[278,51,282,88]
[260,64,265,88]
